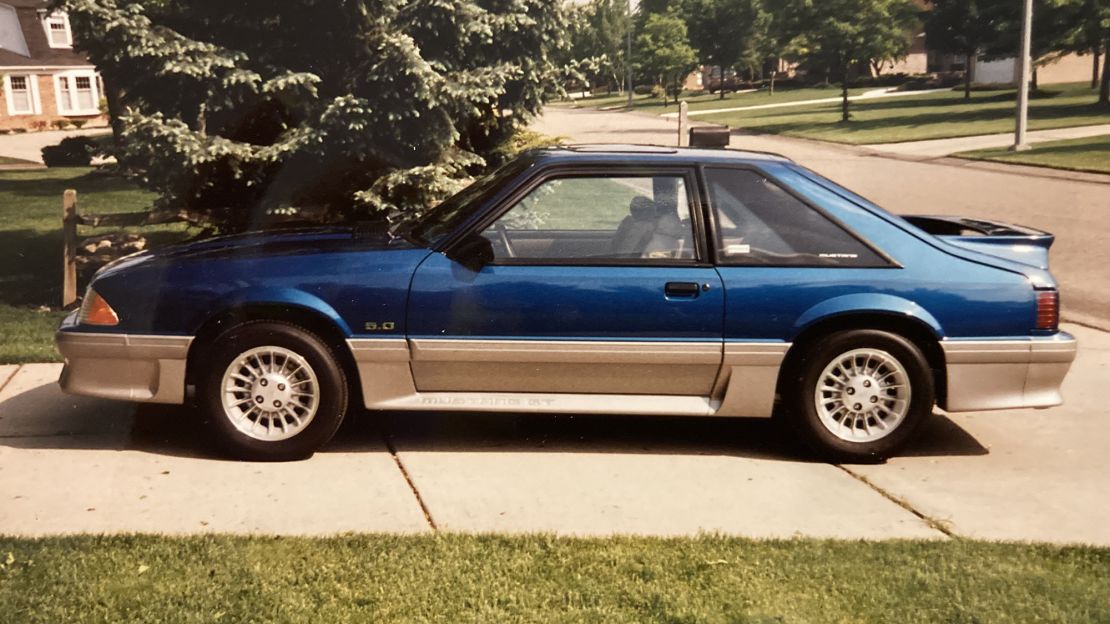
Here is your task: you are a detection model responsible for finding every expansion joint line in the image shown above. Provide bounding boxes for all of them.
[834,463,958,539]
[0,365,20,395]
[382,426,438,532]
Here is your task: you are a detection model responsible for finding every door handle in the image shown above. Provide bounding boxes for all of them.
[665,282,701,298]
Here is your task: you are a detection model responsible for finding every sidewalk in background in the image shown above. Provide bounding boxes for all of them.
[863,124,1110,158]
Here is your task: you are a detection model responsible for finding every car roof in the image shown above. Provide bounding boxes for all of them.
[529,144,794,167]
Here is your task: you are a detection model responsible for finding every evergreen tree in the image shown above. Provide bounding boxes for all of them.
[60,0,568,231]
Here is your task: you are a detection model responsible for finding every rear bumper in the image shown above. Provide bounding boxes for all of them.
[942,332,1077,412]
[55,326,193,404]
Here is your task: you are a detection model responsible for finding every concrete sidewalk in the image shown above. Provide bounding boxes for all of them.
[1,323,1107,543]
[862,124,1110,159]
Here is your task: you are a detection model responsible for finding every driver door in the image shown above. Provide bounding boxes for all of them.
[406,168,724,396]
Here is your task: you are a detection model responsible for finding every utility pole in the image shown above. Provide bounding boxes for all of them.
[626,0,633,108]
[1012,0,1033,151]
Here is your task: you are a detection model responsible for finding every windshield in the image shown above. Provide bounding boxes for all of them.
[406,157,533,246]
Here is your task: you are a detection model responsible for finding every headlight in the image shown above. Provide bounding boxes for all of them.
[77,288,120,326]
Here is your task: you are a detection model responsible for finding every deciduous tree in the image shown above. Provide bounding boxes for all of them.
[789,0,918,121]
[923,0,1002,99]
[634,12,697,106]
[684,0,771,98]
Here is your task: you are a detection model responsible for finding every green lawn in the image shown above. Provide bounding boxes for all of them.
[957,134,1110,174]
[0,167,184,363]
[0,535,1108,623]
[554,85,872,115]
[567,83,1110,145]
[693,83,1109,144]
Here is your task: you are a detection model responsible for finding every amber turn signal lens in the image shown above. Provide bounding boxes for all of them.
[1035,289,1059,331]
[79,290,120,326]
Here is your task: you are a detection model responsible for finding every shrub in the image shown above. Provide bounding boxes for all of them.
[41,136,101,167]
[72,120,88,129]
[29,120,48,132]
[633,84,655,95]
[52,120,70,130]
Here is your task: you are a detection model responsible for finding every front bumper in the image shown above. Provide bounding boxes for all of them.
[55,320,193,404]
[942,331,1077,412]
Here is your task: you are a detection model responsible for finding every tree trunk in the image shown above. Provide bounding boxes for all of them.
[719,65,725,99]
[840,64,851,122]
[964,51,973,100]
[1031,67,1038,91]
[102,71,126,150]
[1093,47,1102,90]
[1100,39,1110,105]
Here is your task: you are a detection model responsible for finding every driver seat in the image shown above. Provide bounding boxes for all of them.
[610,196,657,257]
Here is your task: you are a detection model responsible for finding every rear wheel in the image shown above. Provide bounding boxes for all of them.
[785,329,934,462]
[199,321,349,461]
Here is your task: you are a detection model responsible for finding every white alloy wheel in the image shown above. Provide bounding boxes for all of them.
[220,346,320,441]
[813,348,911,443]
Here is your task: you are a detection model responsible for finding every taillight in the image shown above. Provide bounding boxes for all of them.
[1035,289,1059,330]
[78,288,120,326]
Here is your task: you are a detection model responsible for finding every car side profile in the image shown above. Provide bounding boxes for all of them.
[56,145,1077,461]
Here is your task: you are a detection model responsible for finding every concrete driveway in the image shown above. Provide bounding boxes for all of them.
[1,323,1107,543]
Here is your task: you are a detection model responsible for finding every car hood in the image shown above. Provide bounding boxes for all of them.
[97,226,419,279]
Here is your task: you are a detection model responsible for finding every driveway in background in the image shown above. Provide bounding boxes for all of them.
[0,128,111,164]
[1,323,1107,543]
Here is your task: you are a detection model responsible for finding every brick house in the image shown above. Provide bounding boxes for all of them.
[0,0,105,131]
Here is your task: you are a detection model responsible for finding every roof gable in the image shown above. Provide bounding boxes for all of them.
[0,2,92,69]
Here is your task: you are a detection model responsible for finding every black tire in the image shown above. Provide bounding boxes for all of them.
[784,329,934,463]
[199,321,349,461]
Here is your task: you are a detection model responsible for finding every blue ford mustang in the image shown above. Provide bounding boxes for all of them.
[56,145,1077,461]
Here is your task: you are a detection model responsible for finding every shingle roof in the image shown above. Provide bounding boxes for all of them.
[0,1,93,69]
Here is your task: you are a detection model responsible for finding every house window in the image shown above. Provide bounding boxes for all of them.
[4,74,39,115]
[43,12,72,48]
[55,72,99,115]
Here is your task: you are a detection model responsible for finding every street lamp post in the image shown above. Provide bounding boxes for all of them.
[1012,0,1033,151]
[626,0,633,108]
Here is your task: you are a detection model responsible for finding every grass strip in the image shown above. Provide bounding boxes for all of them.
[956,134,1110,175]
[0,534,1108,623]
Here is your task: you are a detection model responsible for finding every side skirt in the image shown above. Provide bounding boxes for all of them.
[347,338,787,418]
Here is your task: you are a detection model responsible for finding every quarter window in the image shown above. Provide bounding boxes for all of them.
[706,168,885,267]
[482,174,697,262]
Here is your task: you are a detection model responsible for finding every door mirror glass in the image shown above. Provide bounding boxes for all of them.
[447,232,494,271]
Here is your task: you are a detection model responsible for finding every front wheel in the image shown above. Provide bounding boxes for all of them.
[785,329,934,463]
[199,321,349,461]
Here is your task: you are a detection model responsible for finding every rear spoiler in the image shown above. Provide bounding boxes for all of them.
[902,215,1054,269]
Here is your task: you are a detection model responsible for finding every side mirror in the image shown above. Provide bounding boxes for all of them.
[447,232,494,272]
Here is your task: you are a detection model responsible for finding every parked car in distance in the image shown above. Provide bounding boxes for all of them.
[56,145,1077,462]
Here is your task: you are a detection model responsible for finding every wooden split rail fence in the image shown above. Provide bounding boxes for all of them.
[61,189,182,308]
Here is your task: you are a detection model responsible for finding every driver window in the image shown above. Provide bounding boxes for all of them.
[482,174,696,262]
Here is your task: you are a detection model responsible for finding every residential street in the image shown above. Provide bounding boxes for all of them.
[1,107,1108,544]
[534,106,1110,329]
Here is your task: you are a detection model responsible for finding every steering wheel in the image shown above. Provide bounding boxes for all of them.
[494,223,517,258]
